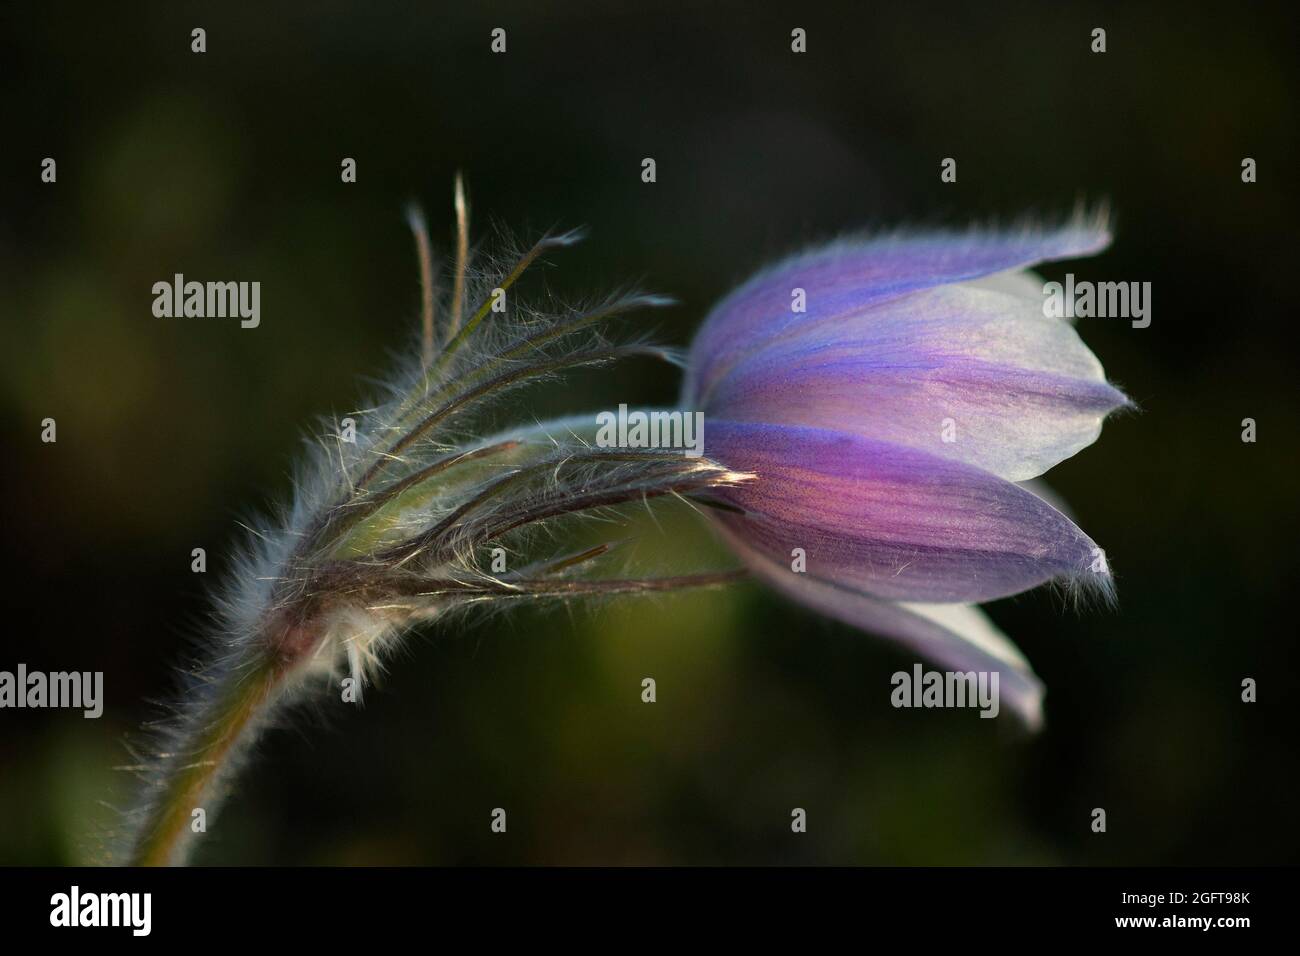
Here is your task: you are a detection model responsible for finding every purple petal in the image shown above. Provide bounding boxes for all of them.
[705,420,1113,604]
[968,268,1050,303]
[700,284,1131,481]
[719,526,1044,728]
[686,217,1111,406]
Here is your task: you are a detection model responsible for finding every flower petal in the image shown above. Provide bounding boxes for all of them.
[686,217,1110,405]
[704,420,1113,604]
[718,526,1044,728]
[701,283,1131,481]
[968,268,1050,306]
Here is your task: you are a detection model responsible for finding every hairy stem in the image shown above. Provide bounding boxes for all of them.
[129,657,282,866]
[356,343,670,493]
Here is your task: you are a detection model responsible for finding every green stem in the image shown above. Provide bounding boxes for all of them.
[130,659,282,866]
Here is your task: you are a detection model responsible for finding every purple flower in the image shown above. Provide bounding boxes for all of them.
[684,218,1132,729]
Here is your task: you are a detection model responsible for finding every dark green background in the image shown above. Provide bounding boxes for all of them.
[2,1,1297,864]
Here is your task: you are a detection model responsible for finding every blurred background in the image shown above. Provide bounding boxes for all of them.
[2,1,1298,865]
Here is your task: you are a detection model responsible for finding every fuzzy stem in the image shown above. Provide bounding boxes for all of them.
[448,173,469,340]
[356,343,670,493]
[405,204,437,369]
[426,229,582,382]
[129,657,282,866]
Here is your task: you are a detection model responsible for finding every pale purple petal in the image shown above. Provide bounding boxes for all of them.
[719,526,1044,728]
[705,420,1113,604]
[968,268,1050,305]
[1015,478,1074,518]
[700,284,1131,481]
[686,217,1110,405]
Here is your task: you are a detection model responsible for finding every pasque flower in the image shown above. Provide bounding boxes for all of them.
[125,192,1128,866]
[683,217,1131,730]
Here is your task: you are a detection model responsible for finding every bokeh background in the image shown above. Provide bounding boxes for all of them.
[2,1,1298,865]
